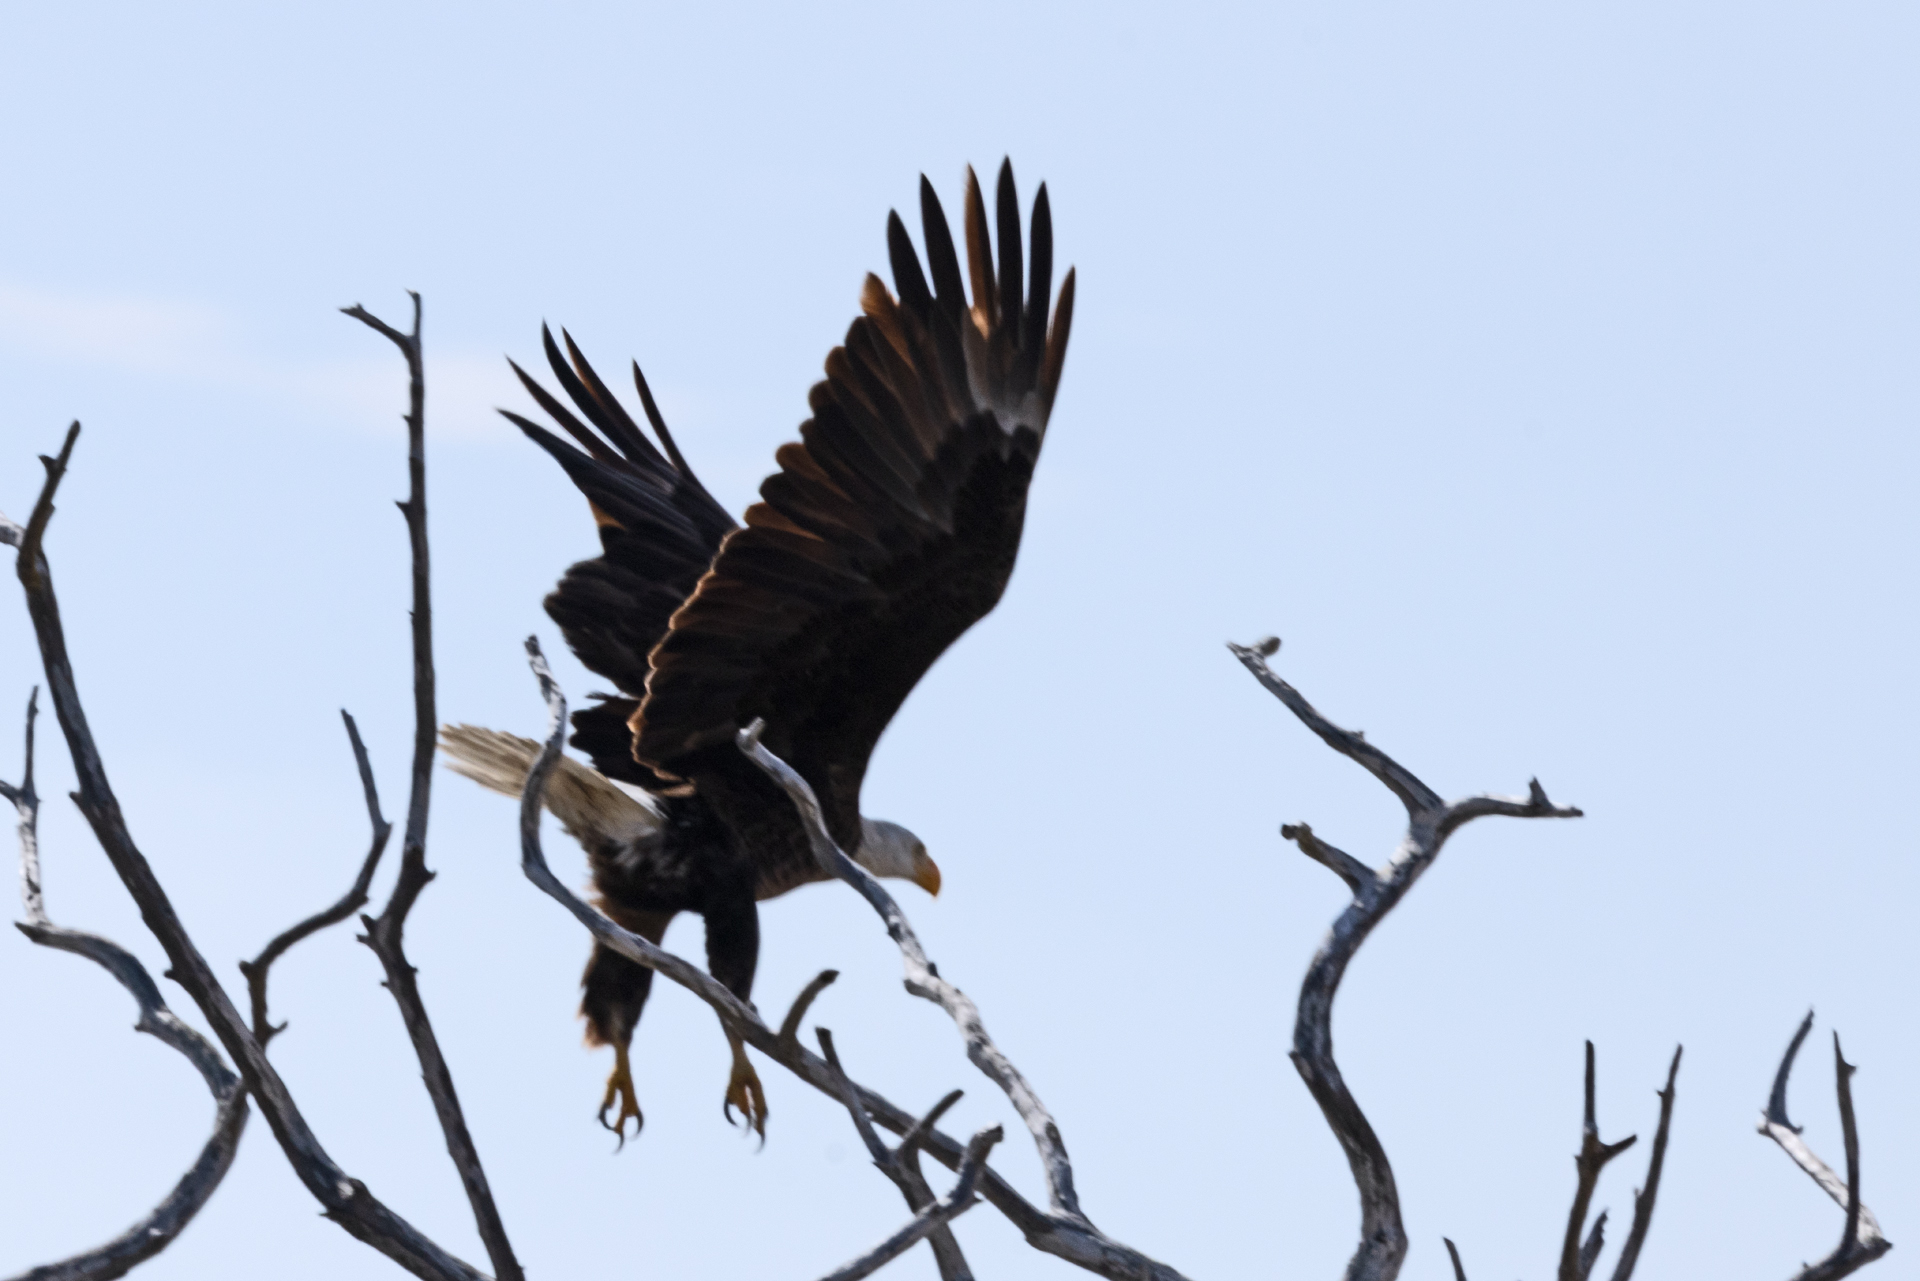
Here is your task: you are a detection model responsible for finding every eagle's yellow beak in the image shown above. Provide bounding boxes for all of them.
[913,853,943,897]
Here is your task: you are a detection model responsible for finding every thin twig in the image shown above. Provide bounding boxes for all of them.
[736,717,1090,1228]
[1443,1238,1468,1281]
[516,638,1190,1281]
[239,710,392,1045]
[1608,1046,1681,1281]
[10,425,488,1281]
[815,1127,1004,1281]
[778,968,840,1049]
[344,296,521,1281]
[1758,1013,1891,1280]
[1560,1043,1639,1281]
[817,1030,974,1280]
[1232,638,1582,1281]
[5,683,249,1281]
[1280,823,1374,896]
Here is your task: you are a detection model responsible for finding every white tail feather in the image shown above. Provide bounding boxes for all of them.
[439,724,659,848]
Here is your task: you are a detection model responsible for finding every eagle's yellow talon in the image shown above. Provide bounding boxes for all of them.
[598,1042,643,1149]
[722,1034,768,1140]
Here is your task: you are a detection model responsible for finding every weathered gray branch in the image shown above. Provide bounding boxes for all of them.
[778,968,840,1050]
[10,423,488,1281]
[1607,1047,1681,1281]
[1231,638,1582,1281]
[817,1029,974,1280]
[239,710,391,1046]
[737,717,1089,1228]
[1558,1043,1639,1281]
[517,638,1190,1281]
[815,1125,1004,1281]
[343,296,522,1281]
[5,684,247,1281]
[1759,1013,1891,1280]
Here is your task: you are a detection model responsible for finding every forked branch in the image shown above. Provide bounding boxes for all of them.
[239,710,391,1046]
[344,295,522,1281]
[737,717,1088,1227]
[816,1029,974,1280]
[517,638,1190,1281]
[1232,638,1581,1281]
[4,686,248,1281]
[1759,1013,1891,1280]
[815,1125,1005,1281]
[1557,1043,1640,1281]
[9,423,488,1281]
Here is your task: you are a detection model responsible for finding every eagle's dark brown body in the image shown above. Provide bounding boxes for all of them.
[503,161,1072,1138]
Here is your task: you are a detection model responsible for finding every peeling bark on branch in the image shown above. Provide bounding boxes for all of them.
[737,715,1088,1227]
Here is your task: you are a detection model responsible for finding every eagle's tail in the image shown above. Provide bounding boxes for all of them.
[439,724,660,848]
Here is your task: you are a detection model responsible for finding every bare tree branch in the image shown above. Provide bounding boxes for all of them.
[1608,1046,1681,1281]
[1442,1238,1468,1281]
[343,296,522,1281]
[516,638,1191,1281]
[239,710,392,1046]
[1758,1013,1891,1280]
[1229,636,1444,816]
[778,968,840,1050]
[1280,822,1374,895]
[1233,638,1582,1281]
[817,1030,974,1280]
[1559,1043,1639,1281]
[5,681,248,1281]
[737,716,1090,1228]
[9,423,488,1281]
[815,1126,1004,1281]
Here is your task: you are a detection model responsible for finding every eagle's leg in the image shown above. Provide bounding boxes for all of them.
[703,892,767,1137]
[580,909,674,1148]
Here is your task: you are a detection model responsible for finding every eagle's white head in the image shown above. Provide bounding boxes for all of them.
[854,818,941,896]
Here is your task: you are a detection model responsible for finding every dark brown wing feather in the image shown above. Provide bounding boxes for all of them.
[636,161,1075,847]
[502,325,738,787]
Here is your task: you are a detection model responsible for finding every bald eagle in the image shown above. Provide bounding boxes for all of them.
[442,161,1073,1140]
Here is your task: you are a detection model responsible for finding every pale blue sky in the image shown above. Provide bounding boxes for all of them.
[1,4,1915,1279]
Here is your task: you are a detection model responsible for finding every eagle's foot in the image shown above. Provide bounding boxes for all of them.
[598,1042,643,1150]
[721,1034,767,1140]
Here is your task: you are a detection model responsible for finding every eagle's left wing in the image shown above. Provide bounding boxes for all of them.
[634,161,1074,846]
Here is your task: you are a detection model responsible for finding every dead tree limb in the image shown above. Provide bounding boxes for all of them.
[1558,1043,1639,1281]
[816,1029,974,1280]
[516,638,1192,1281]
[1229,638,1582,1281]
[815,1126,1005,1281]
[8,423,489,1281]
[3,686,248,1281]
[239,710,391,1046]
[1606,1047,1682,1281]
[343,295,522,1281]
[1759,1013,1892,1280]
[737,716,1089,1228]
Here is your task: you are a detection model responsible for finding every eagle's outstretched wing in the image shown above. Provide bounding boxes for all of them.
[635,161,1074,845]
[502,326,737,787]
